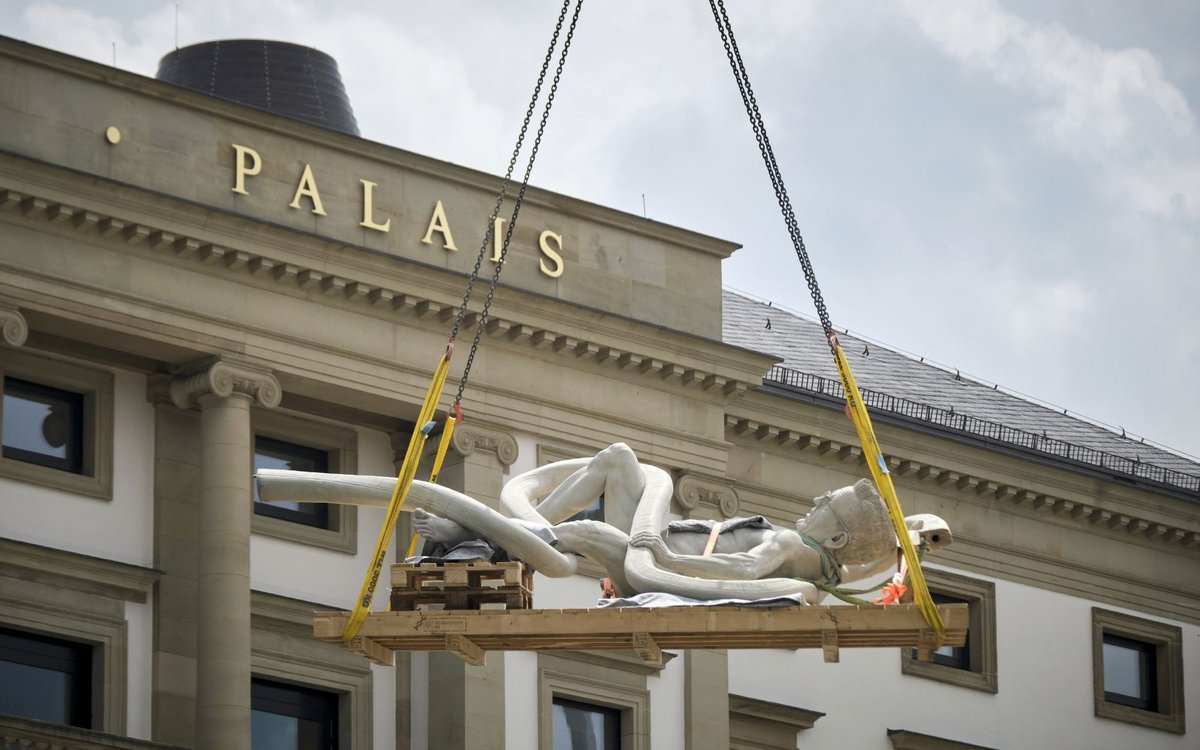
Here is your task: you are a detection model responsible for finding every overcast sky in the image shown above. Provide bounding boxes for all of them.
[6,1,1199,461]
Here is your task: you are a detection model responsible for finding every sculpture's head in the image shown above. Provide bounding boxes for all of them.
[797,479,895,565]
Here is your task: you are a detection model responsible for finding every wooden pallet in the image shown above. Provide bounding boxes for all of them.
[389,561,533,612]
[316,603,969,668]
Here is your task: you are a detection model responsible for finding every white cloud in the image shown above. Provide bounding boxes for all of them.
[900,0,1200,219]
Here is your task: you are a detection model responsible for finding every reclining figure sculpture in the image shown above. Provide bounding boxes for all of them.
[256,443,950,603]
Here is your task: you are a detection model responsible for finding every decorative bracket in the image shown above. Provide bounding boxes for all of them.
[0,304,28,347]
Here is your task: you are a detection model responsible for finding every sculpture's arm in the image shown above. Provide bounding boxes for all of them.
[630,531,793,581]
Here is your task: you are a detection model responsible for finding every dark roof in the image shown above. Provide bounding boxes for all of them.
[722,289,1200,496]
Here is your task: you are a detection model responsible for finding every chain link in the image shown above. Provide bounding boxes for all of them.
[451,0,584,407]
[708,0,835,353]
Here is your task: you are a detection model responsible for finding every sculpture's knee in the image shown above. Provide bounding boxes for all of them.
[592,443,637,474]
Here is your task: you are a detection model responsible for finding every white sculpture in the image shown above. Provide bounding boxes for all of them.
[256,443,951,603]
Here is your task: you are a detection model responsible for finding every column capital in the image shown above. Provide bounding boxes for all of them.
[450,423,519,467]
[0,304,28,348]
[673,471,740,519]
[168,357,282,410]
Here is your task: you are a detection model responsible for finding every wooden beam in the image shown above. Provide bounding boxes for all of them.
[821,628,839,663]
[446,634,486,666]
[632,632,662,667]
[314,604,968,662]
[346,635,394,667]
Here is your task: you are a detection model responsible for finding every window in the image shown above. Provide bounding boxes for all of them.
[920,592,971,670]
[252,678,338,750]
[251,410,357,553]
[0,350,113,499]
[251,591,373,749]
[254,436,330,529]
[2,378,84,473]
[538,652,653,750]
[0,627,92,728]
[900,569,997,693]
[1092,608,1185,734]
[553,697,620,750]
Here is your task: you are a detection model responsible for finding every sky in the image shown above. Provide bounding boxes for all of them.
[4,1,1199,461]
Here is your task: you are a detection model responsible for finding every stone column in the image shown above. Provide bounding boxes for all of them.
[171,359,281,750]
[420,422,517,750]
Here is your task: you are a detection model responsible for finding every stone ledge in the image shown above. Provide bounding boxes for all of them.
[0,185,760,400]
[0,537,159,603]
[724,414,1200,550]
[0,714,187,750]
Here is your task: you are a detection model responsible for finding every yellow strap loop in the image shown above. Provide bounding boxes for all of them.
[405,407,463,560]
[831,341,946,643]
[343,349,453,642]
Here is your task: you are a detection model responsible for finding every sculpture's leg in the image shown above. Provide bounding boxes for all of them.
[255,469,578,577]
[535,443,644,533]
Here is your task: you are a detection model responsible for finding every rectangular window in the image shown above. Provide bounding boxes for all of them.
[553,697,620,750]
[1092,608,1184,733]
[921,592,971,670]
[0,626,93,728]
[900,570,997,693]
[0,351,112,499]
[251,678,339,750]
[254,436,331,529]
[2,377,85,473]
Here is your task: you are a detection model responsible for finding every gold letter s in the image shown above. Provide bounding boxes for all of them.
[538,230,565,278]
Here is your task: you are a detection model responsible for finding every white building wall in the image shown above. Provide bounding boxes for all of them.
[730,571,1198,749]
[125,596,153,740]
[1,367,154,566]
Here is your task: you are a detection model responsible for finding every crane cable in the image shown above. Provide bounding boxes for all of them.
[707,0,945,643]
[343,0,585,643]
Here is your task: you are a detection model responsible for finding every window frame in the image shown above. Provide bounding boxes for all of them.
[0,625,94,727]
[251,591,373,750]
[0,350,114,500]
[538,652,652,750]
[0,562,133,734]
[251,410,357,554]
[251,676,340,750]
[1091,607,1185,734]
[900,568,997,694]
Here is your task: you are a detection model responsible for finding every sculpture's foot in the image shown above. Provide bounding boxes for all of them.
[413,508,475,546]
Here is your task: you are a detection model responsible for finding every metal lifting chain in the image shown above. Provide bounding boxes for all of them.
[448,0,584,408]
[707,0,834,354]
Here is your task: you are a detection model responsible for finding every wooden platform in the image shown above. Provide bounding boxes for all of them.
[390,561,533,611]
[316,603,969,668]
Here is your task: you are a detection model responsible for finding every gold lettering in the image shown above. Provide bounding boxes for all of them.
[359,179,391,232]
[421,200,458,251]
[289,164,327,215]
[231,144,261,195]
[491,217,507,262]
[538,230,565,278]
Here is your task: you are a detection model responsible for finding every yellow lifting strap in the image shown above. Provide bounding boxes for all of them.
[343,347,454,643]
[831,337,946,643]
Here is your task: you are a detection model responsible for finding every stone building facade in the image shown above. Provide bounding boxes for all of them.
[1,36,1196,749]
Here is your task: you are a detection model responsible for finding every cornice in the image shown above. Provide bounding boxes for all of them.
[725,414,1200,551]
[0,182,762,400]
[0,537,160,603]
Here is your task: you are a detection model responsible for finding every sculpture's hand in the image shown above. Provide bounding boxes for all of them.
[630,530,672,562]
